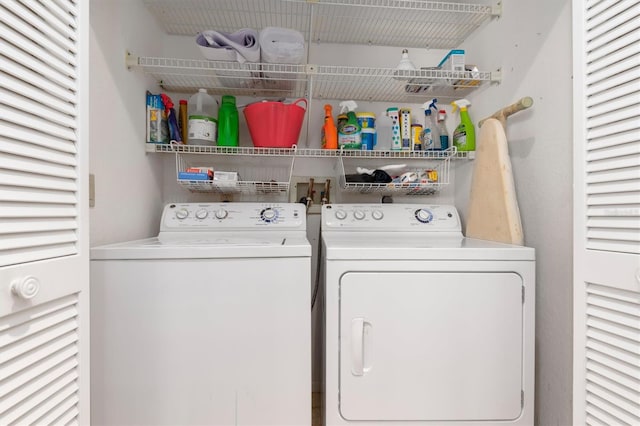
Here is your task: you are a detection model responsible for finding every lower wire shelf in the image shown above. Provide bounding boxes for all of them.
[176,152,295,194]
[177,180,291,194]
[338,147,455,196]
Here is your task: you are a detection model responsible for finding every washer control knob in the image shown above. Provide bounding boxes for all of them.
[371,210,384,220]
[353,210,365,220]
[415,208,433,223]
[335,209,347,220]
[261,208,278,222]
[175,208,189,220]
[195,209,208,219]
[215,208,228,219]
[11,276,40,300]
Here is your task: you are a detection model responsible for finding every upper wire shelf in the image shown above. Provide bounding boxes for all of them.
[142,0,500,50]
[131,55,498,102]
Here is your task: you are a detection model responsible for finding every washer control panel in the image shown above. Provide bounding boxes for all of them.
[322,204,460,232]
[161,203,305,231]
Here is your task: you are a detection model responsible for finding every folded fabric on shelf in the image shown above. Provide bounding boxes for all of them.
[196,28,260,63]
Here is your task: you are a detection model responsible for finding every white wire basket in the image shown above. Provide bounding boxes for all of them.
[338,147,456,195]
[176,152,295,194]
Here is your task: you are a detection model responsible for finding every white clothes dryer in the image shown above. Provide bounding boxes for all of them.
[91,202,311,426]
[321,204,535,426]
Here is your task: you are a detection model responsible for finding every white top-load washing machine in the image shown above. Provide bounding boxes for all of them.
[321,204,535,426]
[91,202,311,426]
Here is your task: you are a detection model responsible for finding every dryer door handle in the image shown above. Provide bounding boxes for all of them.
[351,318,365,376]
[351,318,373,376]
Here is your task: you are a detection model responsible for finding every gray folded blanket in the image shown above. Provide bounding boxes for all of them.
[196,29,260,63]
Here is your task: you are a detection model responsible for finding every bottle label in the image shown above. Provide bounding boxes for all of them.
[188,117,217,143]
[454,130,467,147]
[420,128,433,150]
[338,132,362,149]
[340,124,359,135]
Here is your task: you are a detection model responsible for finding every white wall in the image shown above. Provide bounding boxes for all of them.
[89,0,167,246]
[456,2,574,425]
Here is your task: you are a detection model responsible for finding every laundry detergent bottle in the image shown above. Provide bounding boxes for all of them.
[188,88,218,146]
[217,95,239,147]
[451,98,475,151]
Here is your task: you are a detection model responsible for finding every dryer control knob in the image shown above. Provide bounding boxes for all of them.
[353,210,365,220]
[415,208,433,223]
[261,208,277,222]
[371,210,384,220]
[215,208,228,219]
[175,208,189,220]
[335,209,347,220]
[195,209,208,219]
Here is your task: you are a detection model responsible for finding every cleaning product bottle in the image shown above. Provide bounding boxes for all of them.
[217,95,239,147]
[451,98,475,151]
[420,99,439,150]
[321,104,338,149]
[188,88,218,146]
[356,112,376,151]
[399,108,412,150]
[178,100,188,144]
[386,107,401,150]
[429,99,441,150]
[337,100,361,150]
[437,109,450,150]
[411,123,423,151]
[420,109,433,150]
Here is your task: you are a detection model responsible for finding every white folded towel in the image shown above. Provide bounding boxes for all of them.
[259,27,305,64]
[196,29,260,63]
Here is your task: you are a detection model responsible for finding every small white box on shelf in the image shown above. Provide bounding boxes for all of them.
[437,49,465,72]
[214,171,240,182]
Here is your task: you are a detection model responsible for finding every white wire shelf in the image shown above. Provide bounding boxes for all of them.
[338,147,455,195]
[132,56,497,102]
[176,152,295,194]
[133,56,308,97]
[142,0,499,49]
[311,65,496,102]
[148,143,474,159]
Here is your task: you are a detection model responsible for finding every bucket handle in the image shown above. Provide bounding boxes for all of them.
[292,98,308,111]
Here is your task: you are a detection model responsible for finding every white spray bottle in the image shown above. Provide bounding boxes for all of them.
[420,99,440,150]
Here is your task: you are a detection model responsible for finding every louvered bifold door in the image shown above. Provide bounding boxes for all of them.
[0,0,79,266]
[0,0,89,424]
[573,0,640,424]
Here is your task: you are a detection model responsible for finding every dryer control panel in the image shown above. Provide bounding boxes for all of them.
[161,202,306,231]
[322,204,461,232]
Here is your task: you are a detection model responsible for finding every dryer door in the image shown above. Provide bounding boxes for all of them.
[339,271,523,421]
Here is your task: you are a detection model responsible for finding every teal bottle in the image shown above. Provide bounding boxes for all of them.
[217,95,239,147]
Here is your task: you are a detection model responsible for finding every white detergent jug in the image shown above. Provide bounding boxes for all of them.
[187,88,218,145]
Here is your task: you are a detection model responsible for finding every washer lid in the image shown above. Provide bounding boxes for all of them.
[91,233,311,260]
[322,233,534,261]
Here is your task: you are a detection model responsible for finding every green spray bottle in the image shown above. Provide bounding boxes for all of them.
[337,100,362,150]
[451,99,475,151]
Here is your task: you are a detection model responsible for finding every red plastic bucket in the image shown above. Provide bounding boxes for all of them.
[243,98,307,148]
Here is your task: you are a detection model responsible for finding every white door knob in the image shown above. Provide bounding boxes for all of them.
[11,276,40,300]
